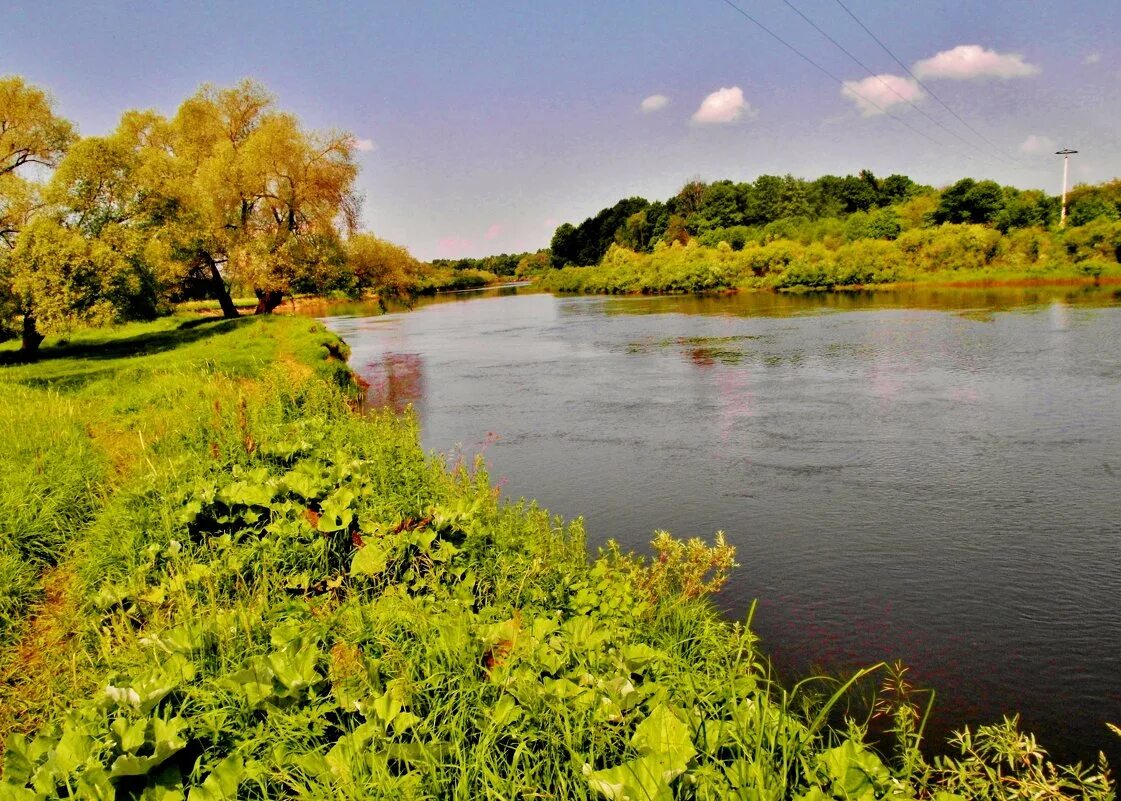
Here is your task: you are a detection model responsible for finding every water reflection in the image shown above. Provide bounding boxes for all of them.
[363,352,424,413]
[597,283,1121,319]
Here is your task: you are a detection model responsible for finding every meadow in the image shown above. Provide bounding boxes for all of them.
[0,315,1115,799]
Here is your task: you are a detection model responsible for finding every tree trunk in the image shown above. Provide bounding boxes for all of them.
[202,254,239,319]
[254,289,284,315]
[20,313,44,354]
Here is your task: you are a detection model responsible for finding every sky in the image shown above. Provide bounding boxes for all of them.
[4,1,1120,260]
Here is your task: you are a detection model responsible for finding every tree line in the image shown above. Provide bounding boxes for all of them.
[0,76,435,353]
[547,170,1121,270]
[431,250,550,279]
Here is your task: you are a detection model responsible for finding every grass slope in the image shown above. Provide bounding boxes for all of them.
[0,315,1114,800]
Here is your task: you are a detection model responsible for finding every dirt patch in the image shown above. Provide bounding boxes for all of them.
[0,566,93,762]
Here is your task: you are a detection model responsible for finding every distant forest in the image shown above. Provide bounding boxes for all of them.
[443,172,1121,284]
[548,171,1121,267]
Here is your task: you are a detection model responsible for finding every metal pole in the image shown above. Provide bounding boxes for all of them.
[1055,148,1078,227]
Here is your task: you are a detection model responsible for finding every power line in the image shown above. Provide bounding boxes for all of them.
[714,0,980,162]
[780,0,1016,165]
[829,0,1019,164]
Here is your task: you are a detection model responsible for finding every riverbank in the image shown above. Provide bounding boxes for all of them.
[538,229,1121,296]
[0,314,1114,799]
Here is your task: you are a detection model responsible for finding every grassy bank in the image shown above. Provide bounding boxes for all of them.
[540,224,1121,295]
[0,316,1115,799]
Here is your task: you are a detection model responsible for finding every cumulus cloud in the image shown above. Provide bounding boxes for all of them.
[691,86,752,125]
[351,137,376,152]
[1084,53,1101,65]
[640,94,669,113]
[913,44,1039,80]
[840,74,923,116]
[1019,134,1056,155]
[484,223,504,241]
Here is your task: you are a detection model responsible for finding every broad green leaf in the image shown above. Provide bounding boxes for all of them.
[490,695,522,728]
[110,718,188,778]
[817,740,889,801]
[105,654,195,715]
[0,785,38,801]
[280,463,328,500]
[187,754,243,801]
[109,717,147,755]
[370,685,404,726]
[220,660,276,708]
[586,754,681,801]
[317,487,356,532]
[477,618,520,650]
[632,705,696,770]
[217,479,275,509]
[392,712,422,736]
[621,644,662,672]
[75,765,114,801]
[268,641,320,695]
[350,539,390,577]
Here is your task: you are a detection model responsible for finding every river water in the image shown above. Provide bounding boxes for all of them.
[320,284,1121,765]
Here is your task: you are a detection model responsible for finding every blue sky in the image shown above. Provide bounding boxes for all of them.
[4,1,1119,259]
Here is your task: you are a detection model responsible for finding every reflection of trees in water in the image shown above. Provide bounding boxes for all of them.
[363,352,424,412]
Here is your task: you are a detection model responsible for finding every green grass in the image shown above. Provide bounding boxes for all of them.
[0,314,1115,800]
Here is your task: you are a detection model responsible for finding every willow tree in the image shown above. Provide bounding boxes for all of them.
[0,76,77,350]
[346,233,423,299]
[8,113,165,351]
[167,81,359,316]
[8,216,139,347]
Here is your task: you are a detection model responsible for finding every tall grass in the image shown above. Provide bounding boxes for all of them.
[0,386,104,644]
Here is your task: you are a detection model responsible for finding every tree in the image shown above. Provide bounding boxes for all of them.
[0,76,78,349]
[346,233,422,298]
[933,178,1006,225]
[7,216,138,351]
[165,80,360,316]
[550,223,577,267]
[548,198,649,266]
[879,174,917,205]
[615,210,650,251]
[662,214,690,246]
[515,249,551,277]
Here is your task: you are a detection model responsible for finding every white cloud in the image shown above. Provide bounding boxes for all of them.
[691,86,752,125]
[1084,53,1101,65]
[914,45,1039,80]
[484,223,504,241]
[1019,134,1056,155]
[640,94,669,113]
[840,74,923,116]
[352,137,376,152]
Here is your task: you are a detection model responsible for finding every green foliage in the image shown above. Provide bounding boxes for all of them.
[431,251,536,278]
[540,172,1121,296]
[933,179,1007,225]
[552,197,652,266]
[542,219,1121,295]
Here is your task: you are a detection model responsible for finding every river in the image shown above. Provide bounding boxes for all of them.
[319,283,1121,765]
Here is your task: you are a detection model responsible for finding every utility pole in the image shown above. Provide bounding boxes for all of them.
[1055,148,1078,227]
